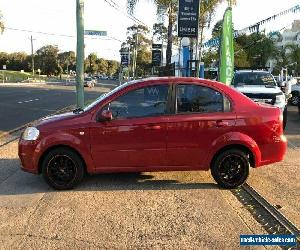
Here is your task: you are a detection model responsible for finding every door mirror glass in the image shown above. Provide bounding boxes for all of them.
[97,109,112,122]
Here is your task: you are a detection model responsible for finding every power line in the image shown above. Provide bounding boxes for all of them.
[5,27,123,43]
[103,0,152,30]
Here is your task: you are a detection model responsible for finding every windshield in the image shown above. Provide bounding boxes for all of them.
[83,81,133,111]
[85,77,92,81]
[232,72,276,87]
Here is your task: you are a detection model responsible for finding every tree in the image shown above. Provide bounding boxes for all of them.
[58,51,76,73]
[285,44,300,76]
[35,45,60,76]
[0,11,4,34]
[107,60,120,76]
[7,52,30,71]
[235,33,278,69]
[198,0,231,61]
[153,22,167,43]
[123,24,151,77]
[85,53,98,74]
[96,58,108,75]
[211,20,223,38]
[127,0,177,65]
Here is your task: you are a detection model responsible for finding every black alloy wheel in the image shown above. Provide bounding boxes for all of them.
[211,149,249,189]
[42,147,84,190]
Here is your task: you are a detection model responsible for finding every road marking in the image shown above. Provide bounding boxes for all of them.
[17,98,39,104]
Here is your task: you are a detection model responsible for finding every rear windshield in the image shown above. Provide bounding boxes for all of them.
[232,72,276,87]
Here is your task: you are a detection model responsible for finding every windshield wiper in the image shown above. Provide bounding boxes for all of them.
[73,107,84,114]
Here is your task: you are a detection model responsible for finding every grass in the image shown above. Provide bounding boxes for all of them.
[0,70,74,83]
[0,70,35,82]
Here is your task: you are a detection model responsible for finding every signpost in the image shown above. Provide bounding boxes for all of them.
[2,65,6,83]
[120,52,130,67]
[152,50,162,67]
[152,44,162,49]
[178,0,200,38]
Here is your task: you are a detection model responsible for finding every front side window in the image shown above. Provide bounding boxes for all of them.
[176,84,224,113]
[103,84,169,119]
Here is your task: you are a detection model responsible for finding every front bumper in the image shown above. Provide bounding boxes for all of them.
[18,138,40,174]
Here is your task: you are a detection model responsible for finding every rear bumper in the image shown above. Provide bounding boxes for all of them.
[257,135,287,167]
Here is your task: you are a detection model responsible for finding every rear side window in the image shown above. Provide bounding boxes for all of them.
[176,84,227,113]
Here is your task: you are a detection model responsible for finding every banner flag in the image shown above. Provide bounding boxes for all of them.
[219,7,234,85]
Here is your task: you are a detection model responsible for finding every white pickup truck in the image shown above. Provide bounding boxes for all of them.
[231,70,287,129]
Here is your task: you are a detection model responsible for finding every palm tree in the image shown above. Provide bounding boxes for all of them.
[198,0,236,62]
[285,44,300,76]
[127,0,176,65]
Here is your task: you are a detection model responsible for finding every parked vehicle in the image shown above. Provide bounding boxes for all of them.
[231,70,287,129]
[19,77,287,190]
[84,77,95,88]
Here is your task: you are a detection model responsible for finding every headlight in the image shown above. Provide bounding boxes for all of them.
[22,127,40,141]
[275,93,285,104]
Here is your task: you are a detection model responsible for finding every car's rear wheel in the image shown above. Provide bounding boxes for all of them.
[211,149,249,189]
[42,147,84,190]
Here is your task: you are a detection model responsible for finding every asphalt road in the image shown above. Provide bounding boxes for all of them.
[0,82,116,133]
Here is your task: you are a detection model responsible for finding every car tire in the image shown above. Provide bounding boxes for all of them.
[42,147,85,190]
[290,92,299,106]
[211,149,249,189]
[283,106,287,130]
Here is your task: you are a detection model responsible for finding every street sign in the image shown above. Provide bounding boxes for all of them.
[121,52,129,66]
[2,65,6,70]
[84,30,107,36]
[178,0,200,38]
[152,44,162,49]
[152,50,162,66]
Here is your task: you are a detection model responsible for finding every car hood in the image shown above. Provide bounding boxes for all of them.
[36,112,77,127]
[234,85,282,94]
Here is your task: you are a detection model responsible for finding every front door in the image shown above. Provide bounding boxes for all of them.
[167,83,236,168]
[90,83,171,171]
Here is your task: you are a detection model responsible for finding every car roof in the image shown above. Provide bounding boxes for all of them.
[125,77,238,95]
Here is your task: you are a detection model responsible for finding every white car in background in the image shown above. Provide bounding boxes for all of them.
[231,70,287,129]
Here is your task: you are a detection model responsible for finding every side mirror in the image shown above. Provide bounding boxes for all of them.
[97,109,112,122]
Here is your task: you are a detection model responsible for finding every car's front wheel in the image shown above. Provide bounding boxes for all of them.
[42,147,85,190]
[211,149,249,189]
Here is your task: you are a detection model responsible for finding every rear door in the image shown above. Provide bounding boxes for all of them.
[166,83,236,169]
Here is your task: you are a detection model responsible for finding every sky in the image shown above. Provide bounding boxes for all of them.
[0,0,299,61]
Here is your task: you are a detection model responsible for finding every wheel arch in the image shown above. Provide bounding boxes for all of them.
[38,144,87,174]
[210,144,256,169]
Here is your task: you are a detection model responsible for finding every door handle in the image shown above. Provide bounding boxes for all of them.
[216,120,229,127]
[146,125,161,130]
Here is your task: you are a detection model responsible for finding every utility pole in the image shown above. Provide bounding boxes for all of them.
[76,0,85,108]
[30,35,35,79]
[132,31,138,79]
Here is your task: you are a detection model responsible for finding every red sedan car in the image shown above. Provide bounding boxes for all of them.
[18,77,287,190]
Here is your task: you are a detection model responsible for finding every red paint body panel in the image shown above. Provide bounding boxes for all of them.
[18,77,287,175]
